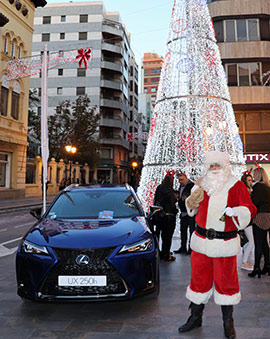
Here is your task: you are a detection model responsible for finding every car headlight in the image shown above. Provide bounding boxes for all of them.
[119,238,153,254]
[21,239,49,255]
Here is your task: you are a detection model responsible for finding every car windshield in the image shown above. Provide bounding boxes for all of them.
[47,190,141,219]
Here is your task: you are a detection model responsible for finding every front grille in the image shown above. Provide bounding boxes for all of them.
[40,247,127,297]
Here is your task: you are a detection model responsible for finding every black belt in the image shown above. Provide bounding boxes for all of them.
[196,225,238,240]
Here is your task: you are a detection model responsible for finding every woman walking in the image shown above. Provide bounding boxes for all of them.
[241,173,255,271]
[248,167,270,278]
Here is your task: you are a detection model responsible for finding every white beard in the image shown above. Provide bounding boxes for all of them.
[201,169,229,196]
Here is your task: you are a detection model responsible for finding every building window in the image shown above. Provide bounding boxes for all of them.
[0,152,10,188]
[151,78,159,83]
[11,91,19,120]
[38,88,42,96]
[1,86,8,116]
[100,148,113,159]
[42,33,50,42]
[144,88,148,93]
[80,14,88,23]
[79,32,87,40]
[150,69,161,75]
[58,69,63,76]
[150,87,156,92]
[226,62,262,86]
[225,20,235,42]
[57,87,63,95]
[11,40,15,58]
[224,19,259,42]
[25,163,36,184]
[60,33,65,40]
[61,15,66,22]
[214,21,224,42]
[151,96,156,101]
[144,70,148,75]
[4,35,8,54]
[18,46,21,58]
[77,68,86,77]
[76,87,85,95]
[227,64,237,86]
[43,16,51,24]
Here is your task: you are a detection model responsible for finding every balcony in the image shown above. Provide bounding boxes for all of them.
[218,41,270,60]
[102,20,124,38]
[101,41,122,55]
[101,60,123,73]
[209,0,270,18]
[100,117,122,129]
[99,136,129,149]
[100,79,123,91]
[100,97,123,110]
[229,86,270,105]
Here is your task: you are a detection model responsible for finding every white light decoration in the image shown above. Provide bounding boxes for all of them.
[138,0,245,211]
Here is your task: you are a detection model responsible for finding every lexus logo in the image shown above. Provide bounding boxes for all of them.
[76,254,89,265]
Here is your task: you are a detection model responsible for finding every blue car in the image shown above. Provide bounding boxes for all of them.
[16,184,160,302]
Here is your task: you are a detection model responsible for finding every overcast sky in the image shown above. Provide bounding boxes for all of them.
[46,0,173,64]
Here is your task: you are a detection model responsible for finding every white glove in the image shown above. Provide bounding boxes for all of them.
[223,207,236,217]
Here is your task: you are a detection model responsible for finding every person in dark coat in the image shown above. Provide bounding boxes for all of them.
[154,172,178,261]
[174,172,195,254]
[248,167,270,278]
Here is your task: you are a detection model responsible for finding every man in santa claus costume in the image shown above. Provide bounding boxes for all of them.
[178,151,257,339]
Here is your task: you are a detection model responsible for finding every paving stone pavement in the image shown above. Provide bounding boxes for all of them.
[0,238,270,339]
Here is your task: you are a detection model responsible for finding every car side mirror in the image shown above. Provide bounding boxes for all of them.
[30,207,42,220]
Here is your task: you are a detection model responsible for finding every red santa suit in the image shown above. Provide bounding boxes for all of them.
[186,171,257,306]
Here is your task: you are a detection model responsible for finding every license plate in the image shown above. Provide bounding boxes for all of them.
[58,275,107,286]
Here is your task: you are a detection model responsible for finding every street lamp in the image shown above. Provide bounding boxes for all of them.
[130,161,139,188]
[131,161,138,169]
[65,145,77,183]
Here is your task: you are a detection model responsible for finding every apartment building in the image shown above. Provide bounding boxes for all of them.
[209,0,270,169]
[31,1,140,184]
[0,0,46,200]
[141,52,163,107]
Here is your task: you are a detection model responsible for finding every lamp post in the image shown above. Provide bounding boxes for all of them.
[131,161,138,188]
[65,145,77,183]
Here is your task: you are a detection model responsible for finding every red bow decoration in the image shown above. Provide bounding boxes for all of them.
[166,170,176,177]
[76,48,91,69]
[255,162,261,173]
[241,169,252,180]
[242,169,252,177]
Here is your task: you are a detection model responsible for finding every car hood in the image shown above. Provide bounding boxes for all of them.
[25,217,151,248]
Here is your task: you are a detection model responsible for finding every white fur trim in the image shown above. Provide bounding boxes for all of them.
[214,289,241,305]
[232,206,251,230]
[190,232,241,257]
[205,151,230,167]
[186,285,213,305]
[185,197,197,217]
[206,176,238,232]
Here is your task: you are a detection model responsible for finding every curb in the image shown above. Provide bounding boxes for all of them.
[0,200,55,215]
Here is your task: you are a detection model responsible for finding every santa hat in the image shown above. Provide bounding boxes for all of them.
[204,151,230,168]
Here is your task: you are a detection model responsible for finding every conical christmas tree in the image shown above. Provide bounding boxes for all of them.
[138,0,245,211]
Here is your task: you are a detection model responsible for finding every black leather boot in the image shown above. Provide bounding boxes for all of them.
[221,305,236,339]
[178,302,204,333]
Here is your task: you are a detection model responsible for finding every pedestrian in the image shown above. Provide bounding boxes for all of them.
[248,166,270,278]
[178,151,256,339]
[174,172,195,255]
[59,178,66,191]
[240,171,255,271]
[154,171,178,261]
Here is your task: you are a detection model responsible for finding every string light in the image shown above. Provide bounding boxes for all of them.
[138,0,245,211]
